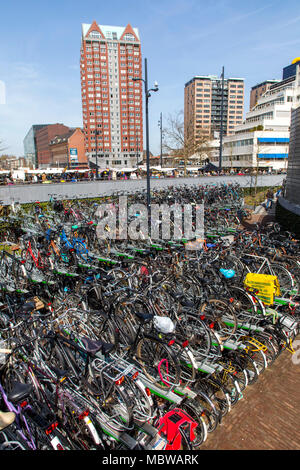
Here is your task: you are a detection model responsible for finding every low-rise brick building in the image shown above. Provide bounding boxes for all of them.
[50,128,88,169]
[35,123,70,168]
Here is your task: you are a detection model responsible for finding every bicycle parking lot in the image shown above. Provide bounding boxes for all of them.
[0,181,299,451]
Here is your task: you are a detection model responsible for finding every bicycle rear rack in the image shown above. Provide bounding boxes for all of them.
[92,353,136,384]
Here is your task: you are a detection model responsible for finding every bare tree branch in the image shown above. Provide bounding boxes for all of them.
[0,140,7,153]
[162,110,212,176]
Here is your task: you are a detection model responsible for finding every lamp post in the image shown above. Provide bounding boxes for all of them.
[136,134,139,168]
[132,58,159,233]
[158,112,163,168]
[95,130,99,179]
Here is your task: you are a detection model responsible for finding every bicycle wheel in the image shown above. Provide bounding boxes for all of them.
[73,241,90,263]
[13,263,28,291]
[0,256,8,278]
[136,337,181,389]
[205,376,231,418]
[175,313,212,360]
[252,332,277,367]
[229,286,257,323]
[200,299,237,341]
[269,263,294,295]
[89,377,134,432]
[86,311,119,352]
[192,385,220,433]
[39,340,67,372]
[221,352,249,392]
[242,337,268,374]
[234,350,259,385]
[168,342,197,388]
[214,369,241,406]
[123,376,154,425]
[114,296,152,335]
[178,400,207,449]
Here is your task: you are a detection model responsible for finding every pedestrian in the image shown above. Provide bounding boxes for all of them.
[266,189,274,209]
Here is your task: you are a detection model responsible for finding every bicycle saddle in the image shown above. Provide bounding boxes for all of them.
[81,337,114,356]
[7,382,33,404]
[171,293,195,308]
[134,311,154,323]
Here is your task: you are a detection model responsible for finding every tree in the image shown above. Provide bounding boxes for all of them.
[0,140,7,152]
[163,110,212,176]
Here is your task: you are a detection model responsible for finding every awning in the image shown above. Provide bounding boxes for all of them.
[258,154,288,159]
[257,138,289,143]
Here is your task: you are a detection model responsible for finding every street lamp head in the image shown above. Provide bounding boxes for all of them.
[153,81,159,91]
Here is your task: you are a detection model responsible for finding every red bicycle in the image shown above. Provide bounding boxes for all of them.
[21,240,51,272]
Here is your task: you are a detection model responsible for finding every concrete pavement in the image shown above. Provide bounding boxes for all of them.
[0,174,285,205]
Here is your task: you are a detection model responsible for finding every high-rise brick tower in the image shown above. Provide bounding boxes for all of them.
[80,21,143,169]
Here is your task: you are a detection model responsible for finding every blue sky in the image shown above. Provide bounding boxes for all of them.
[1,0,300,156]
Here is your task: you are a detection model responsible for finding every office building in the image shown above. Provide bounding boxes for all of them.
[283,57,300,80]
[221,60,300,171]
[23,124,49,169]
[276,103,300,235]
[184,75,245,148]
[250,80,279,111]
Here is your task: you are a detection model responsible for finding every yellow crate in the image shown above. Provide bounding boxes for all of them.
[0,243,21,255]
[244,273,281,306]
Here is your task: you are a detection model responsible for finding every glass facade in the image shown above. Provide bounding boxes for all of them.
[283,63,299,81]
[23,125,48,168]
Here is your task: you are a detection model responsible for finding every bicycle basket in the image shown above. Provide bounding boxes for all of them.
[157,408,198,451]
[244,273,281,306]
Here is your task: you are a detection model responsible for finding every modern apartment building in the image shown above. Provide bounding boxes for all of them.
[221,61,300,171]
[184,75,245,147]
[250,80,279,111]
[285,103,300,205]
[276,102,300,235]
[80,21,143,170]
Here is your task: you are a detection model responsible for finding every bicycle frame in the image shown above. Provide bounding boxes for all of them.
[23,241,47,270]
[60,229,90,260]
[0,381,37,450]
[19,358,102,448]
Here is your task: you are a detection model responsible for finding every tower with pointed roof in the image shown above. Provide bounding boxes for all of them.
[80,21,143,170]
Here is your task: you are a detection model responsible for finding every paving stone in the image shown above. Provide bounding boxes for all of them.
[201,339,300,450]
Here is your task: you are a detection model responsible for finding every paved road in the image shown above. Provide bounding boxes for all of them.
[0,174,285,205]
[201,341,300,450]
